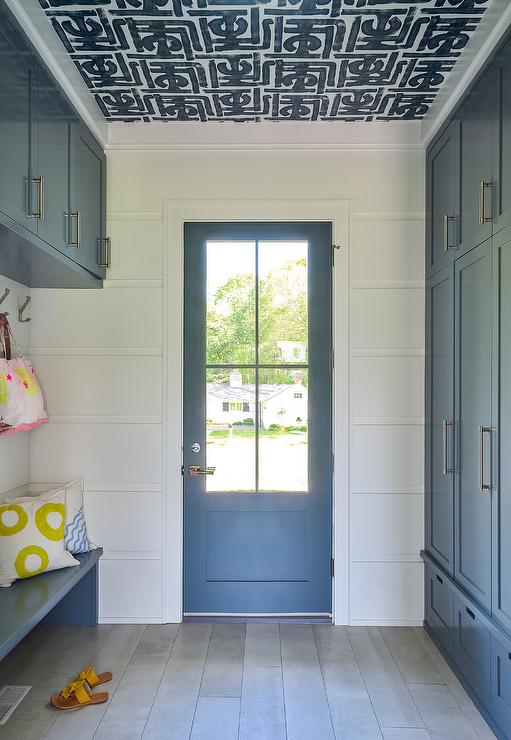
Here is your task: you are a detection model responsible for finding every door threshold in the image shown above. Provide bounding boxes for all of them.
[183,613,332,624]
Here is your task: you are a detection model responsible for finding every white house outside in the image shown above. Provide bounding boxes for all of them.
[207,369,308,428]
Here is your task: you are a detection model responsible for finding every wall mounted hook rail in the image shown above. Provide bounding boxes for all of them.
[18,296,31,323]
[0,288,10,314]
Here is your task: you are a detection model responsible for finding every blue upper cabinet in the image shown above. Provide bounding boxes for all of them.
[0,1,107,287]
[69,120,107,277]
[458,68,497,257]
[34,67,73,258]
[426,60,505,277]
[426,121,460,278]
[0,14,36,233]
[493,37,511,236]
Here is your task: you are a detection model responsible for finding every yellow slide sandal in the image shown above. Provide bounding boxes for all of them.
[77,666,113,688]
[50,679,108,710]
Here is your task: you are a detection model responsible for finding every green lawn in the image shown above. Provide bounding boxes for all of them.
[208,428,307,439]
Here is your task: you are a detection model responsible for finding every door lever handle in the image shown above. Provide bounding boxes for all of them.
[189,465,215,476]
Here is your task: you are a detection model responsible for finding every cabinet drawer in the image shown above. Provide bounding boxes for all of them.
[453,596,491,705]
[490,633,511,738]
[425,564,453,655]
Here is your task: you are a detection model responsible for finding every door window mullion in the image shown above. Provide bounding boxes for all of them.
[255,239,260,493]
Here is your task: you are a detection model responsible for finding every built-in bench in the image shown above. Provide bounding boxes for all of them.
[0,548,102,662]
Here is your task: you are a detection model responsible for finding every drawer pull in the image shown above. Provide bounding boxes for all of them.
[436,574,443,585]
[66,212,80,248]
[479,180,493,224]
[478,426,492,492]
[443,215,457,251]
[28,176,44,220]
[442,420,454,475]
[466,606,476,621]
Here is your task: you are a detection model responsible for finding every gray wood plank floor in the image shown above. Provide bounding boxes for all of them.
[0,623,496,740]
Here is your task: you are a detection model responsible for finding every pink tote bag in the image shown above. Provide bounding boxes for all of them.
[0,313,47,435]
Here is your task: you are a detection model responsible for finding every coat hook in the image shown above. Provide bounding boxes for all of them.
[18,296,31,323]
[0,288,10,314]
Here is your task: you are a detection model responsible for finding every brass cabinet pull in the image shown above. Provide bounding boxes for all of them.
[97,237,111,268]
[443,215,457,252]
[479,181,493,225]
[28,176,44,219]
[442,420,454,475]
[66,212,80,248]
[478,425,492,491]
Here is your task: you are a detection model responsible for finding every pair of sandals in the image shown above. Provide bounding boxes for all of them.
[50,666,113,710]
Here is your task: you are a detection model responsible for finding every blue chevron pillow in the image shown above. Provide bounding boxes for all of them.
[63,479,97,554]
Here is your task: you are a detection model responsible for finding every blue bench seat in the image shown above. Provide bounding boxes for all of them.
[0,548,102,662]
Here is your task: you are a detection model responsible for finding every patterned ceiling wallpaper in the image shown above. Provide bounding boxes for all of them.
[38,0,489,122]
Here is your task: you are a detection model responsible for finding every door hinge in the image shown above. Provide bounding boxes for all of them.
[331,243,341,266]
[331,349,334,369]
[330,557,335,578]
[181,464,184,476]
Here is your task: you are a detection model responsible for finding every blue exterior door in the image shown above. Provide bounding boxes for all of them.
[183,222,333,616]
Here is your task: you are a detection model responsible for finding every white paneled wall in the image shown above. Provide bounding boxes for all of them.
[29,146,424,624]
[0,277,32,498]
[30,215,164,622]
[350,214,424,625]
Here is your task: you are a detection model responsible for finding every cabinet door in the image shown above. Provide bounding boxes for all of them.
[454,240,493,612]
[34,66,72,256]
[490,633,511,738]
[69,120,106,278]
[453,595,491,706]
[0,13,35,232]
[459,69,496,255]
[425,563,454,657]
[493,37,511,235]
[426,121,460,278]
[492,229,511,634]
[425,265,455,574]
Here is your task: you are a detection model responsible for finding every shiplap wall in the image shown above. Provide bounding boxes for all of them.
[29,146,424,624]
[0,277,31,499]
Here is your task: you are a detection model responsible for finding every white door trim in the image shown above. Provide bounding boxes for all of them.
[162,199,350,625]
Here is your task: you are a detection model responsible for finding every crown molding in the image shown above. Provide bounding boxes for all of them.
[5,0,107,145]
[421,0,511,148]
[106,121,424,151]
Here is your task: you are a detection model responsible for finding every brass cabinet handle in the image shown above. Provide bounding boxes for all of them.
[478,426,492,491]
[28,176,44,219]
[479,181,493,225]
[189,465,215,476]
[442,420,454,475]
[97,237,111,268]
[443,215,457,252]
[66,212,80,248]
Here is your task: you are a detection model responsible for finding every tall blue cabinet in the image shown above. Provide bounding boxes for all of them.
[423,28,511,740]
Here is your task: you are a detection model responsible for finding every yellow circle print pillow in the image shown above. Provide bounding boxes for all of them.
[0,488,79,587]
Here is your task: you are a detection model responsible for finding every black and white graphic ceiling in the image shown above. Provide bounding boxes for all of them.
[38,0,489,122]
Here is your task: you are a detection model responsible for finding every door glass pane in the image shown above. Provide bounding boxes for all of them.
[258,241,308,365]
[258,368,308,492]
[206,368,256,492]
[206,241,256,365]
